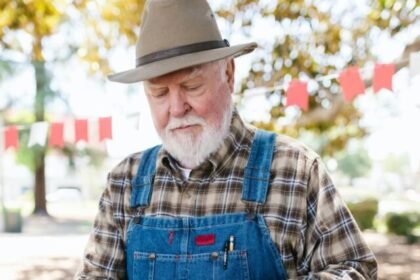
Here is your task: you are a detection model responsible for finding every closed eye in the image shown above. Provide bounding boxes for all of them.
[182,84,204,94]
[184,85,201,91]
[150,89,168,98]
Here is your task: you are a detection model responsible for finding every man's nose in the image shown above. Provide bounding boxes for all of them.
[169,91,191,117]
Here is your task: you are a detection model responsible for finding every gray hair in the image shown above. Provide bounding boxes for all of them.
[186,57,231,82]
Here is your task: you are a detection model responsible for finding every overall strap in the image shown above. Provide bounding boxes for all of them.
[242,130,276,205]
[130,145,161,208]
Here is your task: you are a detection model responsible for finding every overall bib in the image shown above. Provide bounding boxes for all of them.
[126,130,288,280]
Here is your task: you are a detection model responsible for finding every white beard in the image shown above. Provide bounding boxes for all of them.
[159,104,233,169]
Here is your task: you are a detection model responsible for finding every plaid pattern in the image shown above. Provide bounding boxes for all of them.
[76,111,377,279]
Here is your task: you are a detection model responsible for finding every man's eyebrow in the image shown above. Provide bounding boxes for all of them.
[181,77,204,85]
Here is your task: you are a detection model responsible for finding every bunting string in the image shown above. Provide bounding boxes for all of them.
[1,116,113,151]
[242,55,417,107]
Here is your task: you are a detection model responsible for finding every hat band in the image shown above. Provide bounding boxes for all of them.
[136,39,230,67]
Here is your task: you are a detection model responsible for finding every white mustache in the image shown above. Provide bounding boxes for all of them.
[166,115,206,130]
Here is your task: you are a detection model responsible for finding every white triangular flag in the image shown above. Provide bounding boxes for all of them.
[63,118,75,143]
[28,122,49,147]
[88,118,100,147]
[410,51,420,78]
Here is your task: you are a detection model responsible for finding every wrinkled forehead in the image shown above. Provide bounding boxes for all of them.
[145,61,218,86]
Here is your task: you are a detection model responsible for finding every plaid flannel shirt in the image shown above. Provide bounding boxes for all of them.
[76,110,377,279]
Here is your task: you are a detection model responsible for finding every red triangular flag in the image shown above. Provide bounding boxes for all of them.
[338,66,365,102]
[286,80,309,111]
[49,122,64,148]
[98,117,113,142]
[75,119,88,143]
[373,63,395,93]
[4,126,19,150]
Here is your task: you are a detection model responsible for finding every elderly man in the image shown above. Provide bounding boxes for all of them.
[76,0,377,279]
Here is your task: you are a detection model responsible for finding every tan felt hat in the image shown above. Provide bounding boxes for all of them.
[108,0,257,83]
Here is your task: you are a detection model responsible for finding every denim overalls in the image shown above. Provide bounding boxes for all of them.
[126,130,288,279]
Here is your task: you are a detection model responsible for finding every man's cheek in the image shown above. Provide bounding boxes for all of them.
[151,114,166,132]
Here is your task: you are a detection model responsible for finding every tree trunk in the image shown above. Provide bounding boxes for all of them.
[33,150,47,215]
[32,61,48,216]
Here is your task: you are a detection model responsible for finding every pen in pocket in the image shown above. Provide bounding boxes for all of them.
[229,235,235,251]
[223,239,229,270]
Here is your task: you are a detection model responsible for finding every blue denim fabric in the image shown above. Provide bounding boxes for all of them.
[131,145,161,208]
[242,130,276,204]
[127,130,288,279]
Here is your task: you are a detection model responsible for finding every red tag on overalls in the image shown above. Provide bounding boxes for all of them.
[195,234,215,246]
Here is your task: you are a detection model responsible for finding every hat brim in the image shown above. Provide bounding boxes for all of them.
[108,42,257,83]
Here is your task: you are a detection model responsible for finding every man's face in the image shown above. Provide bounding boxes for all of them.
[144,58,235,168]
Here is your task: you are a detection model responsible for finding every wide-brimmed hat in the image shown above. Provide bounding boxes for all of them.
[108,0,257,83]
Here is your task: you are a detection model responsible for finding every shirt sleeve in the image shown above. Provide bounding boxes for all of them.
[74,173,127,280]
[296,158,378,279]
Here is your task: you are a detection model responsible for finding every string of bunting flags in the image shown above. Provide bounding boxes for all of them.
[1,52,419,152]
[1,117,113,151]
[267,63,396,111]
[245,50,420,109]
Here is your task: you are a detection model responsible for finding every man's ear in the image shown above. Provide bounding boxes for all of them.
[226,58,235,93]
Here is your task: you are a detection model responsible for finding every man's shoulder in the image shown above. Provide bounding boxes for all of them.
[248,126,319,162]
[267,133,322,187]
[273,133,319,161]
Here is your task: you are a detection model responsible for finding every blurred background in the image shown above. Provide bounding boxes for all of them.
[0,0,419,279]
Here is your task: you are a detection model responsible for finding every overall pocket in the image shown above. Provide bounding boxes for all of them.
[132,250,250,280]
[133,252,175,280]
[189,250,250,280]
